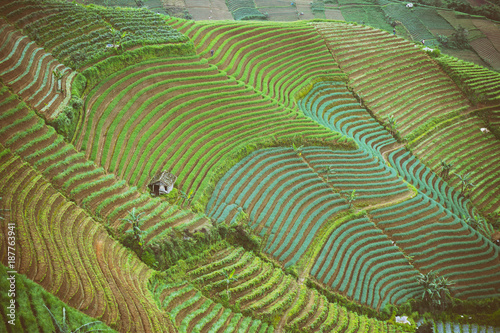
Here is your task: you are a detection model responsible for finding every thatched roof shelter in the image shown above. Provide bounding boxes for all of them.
[148,171,176,196]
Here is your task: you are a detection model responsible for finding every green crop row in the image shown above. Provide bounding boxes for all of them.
[244,275,295,312]
[188,247,245,277]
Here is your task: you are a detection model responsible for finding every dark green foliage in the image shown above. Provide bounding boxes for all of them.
[416,271,455,312]
[49,96,83,141]
[446,0,500,21]
[146,222,261,271]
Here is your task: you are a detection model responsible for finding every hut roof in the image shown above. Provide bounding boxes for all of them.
[148,171,176,187]
[492,231,500,241]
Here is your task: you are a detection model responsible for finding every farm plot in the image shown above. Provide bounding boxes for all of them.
[206,147,411,268]
[473,19,500,54]
[76,56,351,206]
[177,20,346,110]
[409,115,500,215]
[381,2,436,44]
[340,6,391,32]
[0,84,208,245]
[0,148,175,332]
[436,54,500,101]
[179,245,397,332]
[0,19,75,119]
[313,22,471,139]
[370,193,500,300]
[225,0,267,20]
[469,38,500,71]
[311,216,421,309]
[297,80,396,157]
[0,0,187,69]
[183,0,233,20]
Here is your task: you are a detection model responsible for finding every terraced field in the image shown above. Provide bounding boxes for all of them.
[207,147,412,268]
[174,20,347,109]
[1,1,499,332]
[436,54,500,102]
[0,84,208,245]
[0,147,175,332]
[0,0,187,69]
[179,245,396,332]
[76,55,351,206]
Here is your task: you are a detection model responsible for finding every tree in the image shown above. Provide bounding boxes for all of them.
[440,160,452,180]
[221,268,238,300]
[292,143,304,156]
[120,208,146,249]
[43,305,108,332]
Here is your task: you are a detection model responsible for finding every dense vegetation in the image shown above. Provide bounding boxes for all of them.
[0,0,499,332]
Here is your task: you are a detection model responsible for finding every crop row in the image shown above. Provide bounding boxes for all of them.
[436,54,500,101]
[76,57,348,207]
[149,278,272,332]
[178,20,346,110]
[388,148,470,218]
[311,216,421,309]
[206,147,354,267]
[313,22,470,137]
[0,20,73,119]
[0,84,207,244]
[0,147,173,332]
[0,0,186,69]
[298,81,395,158]
[177,245,397,332]
[409,115,500,214]
[302,146,410,201]
[371,193,500,299]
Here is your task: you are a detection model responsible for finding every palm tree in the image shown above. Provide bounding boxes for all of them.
[221,268,238,300]
[43,305,109,332]
[440,160,452,180]
[120,208,146,248]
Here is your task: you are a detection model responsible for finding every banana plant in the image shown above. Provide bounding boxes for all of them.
[292,143,303,156]
[120,208,146,247]
[440,160,452,180]
[222,268,238,300]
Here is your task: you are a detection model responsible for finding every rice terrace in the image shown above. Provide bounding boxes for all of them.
[1,0,500,331]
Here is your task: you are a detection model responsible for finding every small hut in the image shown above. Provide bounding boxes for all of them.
[148,171,176,196]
